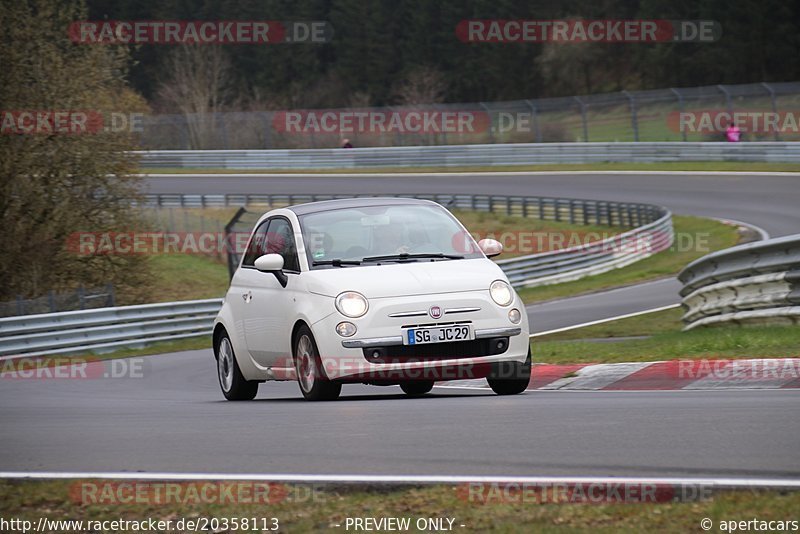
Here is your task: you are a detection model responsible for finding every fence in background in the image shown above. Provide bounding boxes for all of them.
[137,142,800,169]
[679,234,800,330]
[137,82,800,150]
[211,193,672,287]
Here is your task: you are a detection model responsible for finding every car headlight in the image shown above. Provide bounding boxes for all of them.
[335,291,369,318]
[489,280,513,307]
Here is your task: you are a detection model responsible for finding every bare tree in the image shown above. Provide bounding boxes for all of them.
[393,66,447,105]
[0,0,150,303]
[158,45,233,149]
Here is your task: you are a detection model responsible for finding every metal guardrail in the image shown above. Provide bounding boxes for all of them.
[497,211,672,288]
[135,142,800,169]
[0,299,222,358]
[678,234,800,330]
[140,192,673,289]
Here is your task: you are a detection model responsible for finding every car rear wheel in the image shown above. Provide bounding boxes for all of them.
[294,326,341,401]
[487,349,531,396]
[216,333,258,401]
[400,380,434,396]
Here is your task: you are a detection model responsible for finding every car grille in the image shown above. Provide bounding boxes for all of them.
[361,337,509,364]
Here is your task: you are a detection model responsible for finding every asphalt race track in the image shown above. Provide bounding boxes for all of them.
[1,171,798,479]
[144,171,800,236]
[1,351,799,478]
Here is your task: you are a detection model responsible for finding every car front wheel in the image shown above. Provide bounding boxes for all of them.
[487,349,531,396]
[216,332,258,401]
[294,326,341,401]
[400,380,434,396]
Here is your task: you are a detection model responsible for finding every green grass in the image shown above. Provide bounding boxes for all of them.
[140,161,800,174]
[137,207,623,303]
[145,254,229,303]
[518,215,741,304]
[140,206,240,230]
[138,213,739,307]
[533,324,800,364]
[2,479,798,533]
[82,336,209,360]
[452,209,620,258]
[539,307,684,341]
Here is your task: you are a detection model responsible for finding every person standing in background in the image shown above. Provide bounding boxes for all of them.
[726,121,741,142]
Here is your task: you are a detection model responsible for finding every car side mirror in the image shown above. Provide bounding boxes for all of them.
[478,238,503,258]
[254,253,288,287]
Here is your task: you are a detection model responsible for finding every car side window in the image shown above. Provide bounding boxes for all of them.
[263,218,300,272]
[241,220,271,267]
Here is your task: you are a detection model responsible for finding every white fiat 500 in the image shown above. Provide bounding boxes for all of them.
[213,197,531,401]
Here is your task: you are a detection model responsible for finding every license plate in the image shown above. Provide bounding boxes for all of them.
[403,325,473,345]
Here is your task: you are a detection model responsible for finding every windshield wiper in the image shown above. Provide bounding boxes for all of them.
[361,253,464,263]
[312,259,362,267]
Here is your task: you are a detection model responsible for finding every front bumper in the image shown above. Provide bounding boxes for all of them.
[341,326,522,348]
[311,291,530,381]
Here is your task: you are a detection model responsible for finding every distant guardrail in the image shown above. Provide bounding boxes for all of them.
[1,194,673,357]
[141,192,673,289]
[0,299,221,358]
[135,142,800,169]
[678,234,800,330]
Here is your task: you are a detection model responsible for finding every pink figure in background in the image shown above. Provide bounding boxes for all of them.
[726,121,741,142]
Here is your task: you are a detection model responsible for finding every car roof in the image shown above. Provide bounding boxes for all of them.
[286,197,439,215]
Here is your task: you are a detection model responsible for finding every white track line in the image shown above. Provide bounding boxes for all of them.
[141,171,800,178]
[2,472,799,489]
[530,303,681,338]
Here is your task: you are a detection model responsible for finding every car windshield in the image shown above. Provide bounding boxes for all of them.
[299,203,483,268]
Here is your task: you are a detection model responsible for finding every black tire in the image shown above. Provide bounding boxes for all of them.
[487,349,531,396]
[216,331,258,401]
[400,380,434,396]
[293,325,341,401]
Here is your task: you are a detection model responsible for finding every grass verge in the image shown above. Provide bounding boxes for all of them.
[145,255,229,303]
[138,206,623,303]
[140,214,739,306]
[65,336,211,362]
[452,209,620,258]
[538,307,684,341]
[517,215,741,304]
[533,324,800,364]
[139,161,800,174]
[1,480,798,533]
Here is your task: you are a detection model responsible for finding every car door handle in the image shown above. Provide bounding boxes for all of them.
[242,291,252,303]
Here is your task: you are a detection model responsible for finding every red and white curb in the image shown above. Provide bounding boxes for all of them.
[437,358,800,391]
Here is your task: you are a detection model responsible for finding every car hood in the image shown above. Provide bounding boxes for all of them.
[303,258,507,298]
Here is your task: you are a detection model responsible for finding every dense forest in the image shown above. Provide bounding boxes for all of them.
[82,0,800,110]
